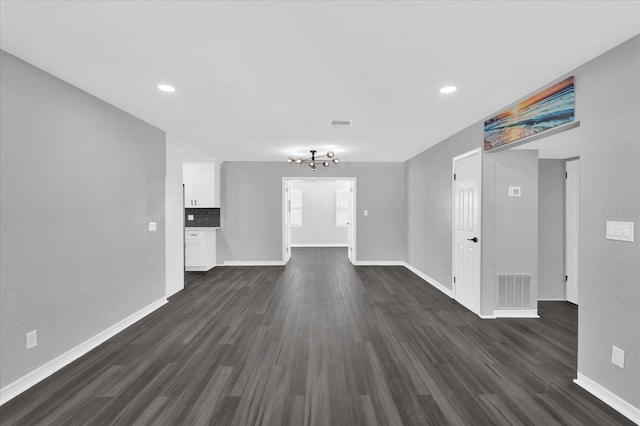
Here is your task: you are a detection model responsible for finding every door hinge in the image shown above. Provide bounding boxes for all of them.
[565,275,568,282]
[565,172,568,179]
[453,276,456,284]
[453,173,456,181]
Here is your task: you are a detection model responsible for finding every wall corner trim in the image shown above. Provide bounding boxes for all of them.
[574,373,640,424]
[492,309,539,318]
[402,262,454,298]
[0,297,168,406]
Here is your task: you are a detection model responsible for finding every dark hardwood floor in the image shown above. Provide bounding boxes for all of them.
[0,248,632,425]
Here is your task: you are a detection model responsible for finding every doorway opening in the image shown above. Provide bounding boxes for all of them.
[282,177,356,264]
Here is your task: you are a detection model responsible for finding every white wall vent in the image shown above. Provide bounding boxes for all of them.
[497,273,532,308]
[329,119,353,128]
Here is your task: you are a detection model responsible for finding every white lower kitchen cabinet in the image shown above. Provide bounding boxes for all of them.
[185,228,217,271]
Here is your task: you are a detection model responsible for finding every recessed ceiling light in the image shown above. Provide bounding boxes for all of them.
[157,84,176,93]
[440,86,457,94]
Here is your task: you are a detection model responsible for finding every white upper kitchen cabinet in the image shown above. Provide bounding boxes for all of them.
[183,163,218,207]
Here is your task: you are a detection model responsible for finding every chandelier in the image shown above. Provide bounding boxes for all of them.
[287,150,340,170]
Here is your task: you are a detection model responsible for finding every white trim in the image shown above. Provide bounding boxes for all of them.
[291,243,348,248]
[223,260,286,266]
[0,297,168,406]
[354,260,405,266]
[574,373,640,424]
[402,262,454,298]
[185,265,216,272]
[480,314,497,319]
[282,177,357,266]
[452,147,482,162]
[538,298,566,301]
[493,309,540,318]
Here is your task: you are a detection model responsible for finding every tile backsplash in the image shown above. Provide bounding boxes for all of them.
[185,208,220,227]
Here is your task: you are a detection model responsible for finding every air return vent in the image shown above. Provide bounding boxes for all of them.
[497,273,532,308]
[329,119,353,128]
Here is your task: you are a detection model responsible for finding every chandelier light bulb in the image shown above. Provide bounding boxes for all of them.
[332,158,340,164]
[287,157,294,164]
[323,161,330,167]
[295,158,303,164]
[327,151,335,158]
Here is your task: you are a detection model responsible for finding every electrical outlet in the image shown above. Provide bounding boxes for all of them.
[611,345,625,369]
[26,330,37,350]
[148,222,157,232]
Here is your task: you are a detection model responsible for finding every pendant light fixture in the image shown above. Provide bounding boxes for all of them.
[287,150,340,170]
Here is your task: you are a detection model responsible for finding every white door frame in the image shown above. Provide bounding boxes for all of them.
[451,148,483,316]
[282,177,357,264]
[565,158,580,304]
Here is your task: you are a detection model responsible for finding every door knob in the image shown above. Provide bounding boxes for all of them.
[467,237,478,243]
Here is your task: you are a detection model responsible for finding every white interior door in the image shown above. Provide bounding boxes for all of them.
[565,159,580,304]
[284,181,292,262]
[347,182,354,263]
[453,149,482,315]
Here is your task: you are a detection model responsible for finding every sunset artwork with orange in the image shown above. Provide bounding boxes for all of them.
[484,76,575,151]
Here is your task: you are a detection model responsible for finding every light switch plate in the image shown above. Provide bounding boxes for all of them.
[26,330,37,350]
[364,210,368,216]
[605,221,634,242]
[611,345,625,369]
[508,186,521,197]
[187,215,194,221]
[148,222,157,232]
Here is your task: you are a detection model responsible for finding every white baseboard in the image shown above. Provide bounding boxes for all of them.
[0,297,168,406]
[538,298,566,301]
[402,262,454,298]
[291,243,348,248]
[223,260,286,266]
[493,309,539,318]
[185,265,215,271]
[574,373,640,424]
[353,260,404,266]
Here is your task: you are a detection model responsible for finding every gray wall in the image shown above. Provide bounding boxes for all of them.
[405,122,540,317]
[481,149,539,315]
[218,162,405,262]
[405,123,481,287]
[0,51,166,388]
[538,159,565,300]
[290,180,349,246]
[404,34,640,408]
[573,35,640,408]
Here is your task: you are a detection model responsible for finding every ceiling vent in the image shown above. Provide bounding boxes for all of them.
[329,119,353,128]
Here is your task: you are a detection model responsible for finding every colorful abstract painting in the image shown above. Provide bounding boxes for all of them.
[484,76,575,151]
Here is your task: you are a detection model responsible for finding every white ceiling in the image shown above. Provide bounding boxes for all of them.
[1,1,639,162]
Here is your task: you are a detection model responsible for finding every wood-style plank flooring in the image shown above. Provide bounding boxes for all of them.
[0,248,632,425]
